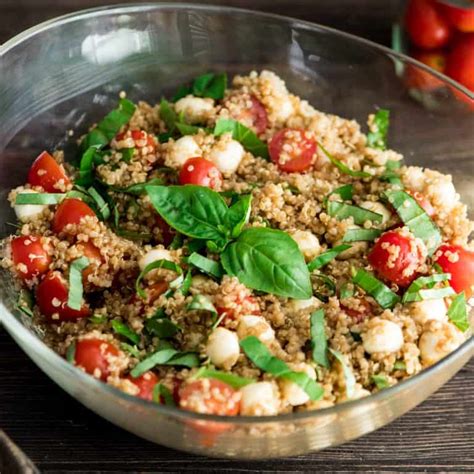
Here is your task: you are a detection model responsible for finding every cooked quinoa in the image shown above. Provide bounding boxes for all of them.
[2,70,473,418]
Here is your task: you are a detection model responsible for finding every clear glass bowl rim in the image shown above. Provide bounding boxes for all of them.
[0,2,472,425]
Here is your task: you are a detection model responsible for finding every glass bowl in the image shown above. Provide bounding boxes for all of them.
[0,3,473,459]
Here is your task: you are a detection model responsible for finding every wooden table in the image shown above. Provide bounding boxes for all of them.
[1,1,473,472]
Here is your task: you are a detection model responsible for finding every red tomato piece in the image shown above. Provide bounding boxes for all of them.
[36,271,90,322]
[405,0,452,49]
[155,215,175,247]
[434,244,474,298]
[52,198,96,234]
[446,34,474,92]
[75,241,103,283]
[125,372,159,401]
[342,299,372,322]
[269,128,317,172]
[116,130,156,151]
[74,338,120,381]
[131,280,169,307]
[405,51,447,90]
[11,235,51,282]
[27,151,71,193]
[407,190,436,217]
[236,95,268,135]
[438,2,474,32]
[368,229,425,287]
[179,157,222,189]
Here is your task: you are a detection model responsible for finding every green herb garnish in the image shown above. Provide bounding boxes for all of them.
[67,257,90,310]
[402,273,455,303]
[120,343,141,358]
[329,348,356,398]
[145,315,180,338]
[135,259,182,299]
[371,374,390,389]
[187,252,223,279]
[352,268,400,309]
[367,109,390,150]
[310,309,329,368]
[152,383,176,406]
[307,244,352,272]
[173,72,227,101]
[327,202,383,225]
[66,343,76,363]
[15,193,64,205]
[111,320,140,345]
[319,143,371,178]
[342,228,382,242]
[447,292,470,332]
[193,367,255,389]
[186,294,217,317]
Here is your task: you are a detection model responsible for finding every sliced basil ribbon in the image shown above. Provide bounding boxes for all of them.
[310,309,329,368]
[319,143,371,178]
[329,348,356,398]
[187,252,223,279]
[111,320,140,345]
[447,292,469,332]
[401,273,454,303]
[307,245,352,272]
[367,108,390,151]
[193,367,255,389]
[67,257,90,310]
[342,228,381,242]
[327,201,383,225]
[135,259,182,299]
[15,193,64,205]
[352,268,400,309]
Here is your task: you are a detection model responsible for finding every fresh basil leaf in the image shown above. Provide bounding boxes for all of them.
[158,132,173,143]
[340,282,355,299]
[329,348,356,398]
[111,178,164,195]
[67,257,90,310]
[186,294,217,317]
[145,316,180,338]
[240,336,323,401]
[175,122,204,136]
[193,367,255,389]
[179,271,193,296]
[80,98,136,152]
[17,289,34,318]
[319,143,371,178]
[402,273,454,303]
[325,184,353,203]
[187,252,223,279]
[307,244,352,272]
[381,159,403,185]
[135,259,182,299]
[119,148,135,163]
[221,227,312,299]
[393,360,406,370]
[76,146,101,187]
[367,109,390,150]
[327,201,383,225]
[172,84,193,102]
[224,194,252,238]
[447,292,469,332]
[152,382,176,406]
[162,352,200,368]
[115,229,152,241]
[89,315,106,324]
[371,374,390,389]
[15,193,65,205]
[342,228,381,242]
[66,343,76,363]
[146,185,229,241]
[352,268,400,309]
[192,72,227,99]
[111,320,140,345]
[310,309,329,368]
[130,348,178,377]
[87,186,111,221]
[159,99,178,133]
[384,190,441,255]
[312,273,337,303]
[214,118,269,159]
[120,342,141,358]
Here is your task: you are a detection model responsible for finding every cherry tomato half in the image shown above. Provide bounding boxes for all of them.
[116,130,157,151]
[52,198,96,234]
[368,230,425,287]
[405,51,447,91]
[434,244,474,298]
[36,271,90,322]
[405,0,452,49]
[446,34,474,92]
[179,157,222,189]
[235,95,268,135]
[438,2,474,32]
[269,128,317,173]
[74,338,120,381]
[125,372,159,401]
[342,299,372,323]
[75,241,103,283]
[27,151,71,193]
[11,235,51,282]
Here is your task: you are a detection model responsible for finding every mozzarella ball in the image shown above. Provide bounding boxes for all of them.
[290,230,321,261]
[419,321,465,366]
[409,298,448,325]
[341,383,371,402]
[166,136,201,168]
[240,382,280,416]
[174,96,214,124]
[208,139,245,174]
[362,318,404,354]
[259,70,294,123]
[206,327,240,369]
[335,225,368,259]
[138,247,173,271]
[280,363,316,406]
[403,166,425,192]
[359,201,391,224]
[287,297,321,313]
[427,178,458,211]
[237,315,275,344]
[14,189,47,222]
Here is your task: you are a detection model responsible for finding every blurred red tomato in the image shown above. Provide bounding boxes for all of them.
[438,2,474,32]
[405,51,447,90]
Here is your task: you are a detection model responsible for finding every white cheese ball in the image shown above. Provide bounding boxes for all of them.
[362,318,404,354]
[287,297,321,313]
[403,166,425,192]
[359,201,391,224]
[409,298,448,325]
[341,383,371,401]
[167,136,201,168]
[290,230,321,261]
[206,327,240,369]
[280,363,316,406]
[237,315,275,344]
[240,382,280,416]
[138,247,173,271]
[208,139,245,174]
[427,178,458,211]
[14,189,48,222]
[259,70,294,123]
[419,321,465,366]
[174,96,214,124]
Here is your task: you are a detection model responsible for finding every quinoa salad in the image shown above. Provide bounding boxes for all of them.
[2,70,473,418]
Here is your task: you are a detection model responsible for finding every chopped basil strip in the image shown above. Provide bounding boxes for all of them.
[66,343,76,363]
[329,348,356,398]
[145,315,180,338]
[224,194,252,238]
[120,343,141,358]
[175,122,207,136]
[340,282,355,299]
[447,292,469,332]
[381,159,403,185]
[113,178,164,195]
[326,184,354,203]
[159,99,179,133]
[67,257,90,310]
[87,186,111,221]
[307,245,352,272]
[393,360,406,370]
[240,336,324,401]
[187,252,223,278]
[352,269,400,309]
[115,229,152,241]
[402,273,454,303]
[130,348,178,377]
[89,315,106,324]
[17,289,34,318]
[327,201,383,225]
[371,374,390,389]
[186,294,217,316]
[194,367,255,389]
[367,109,390,150]
[135,259,182,299]
[162,352,200,368]
[319,144,371,178]
[173,72,227,101]
[111,320,140,345]
[342,228,382,242]
[214,118,269,160]
[313,273,337,303]
[310,309,329,368]
[384,190,441,255]
[76,146,101,187]
[80,98,136,151]
[119,148,135,163]
[179,271,193,296]
[15,193,64,205]
[152,383,175,406]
